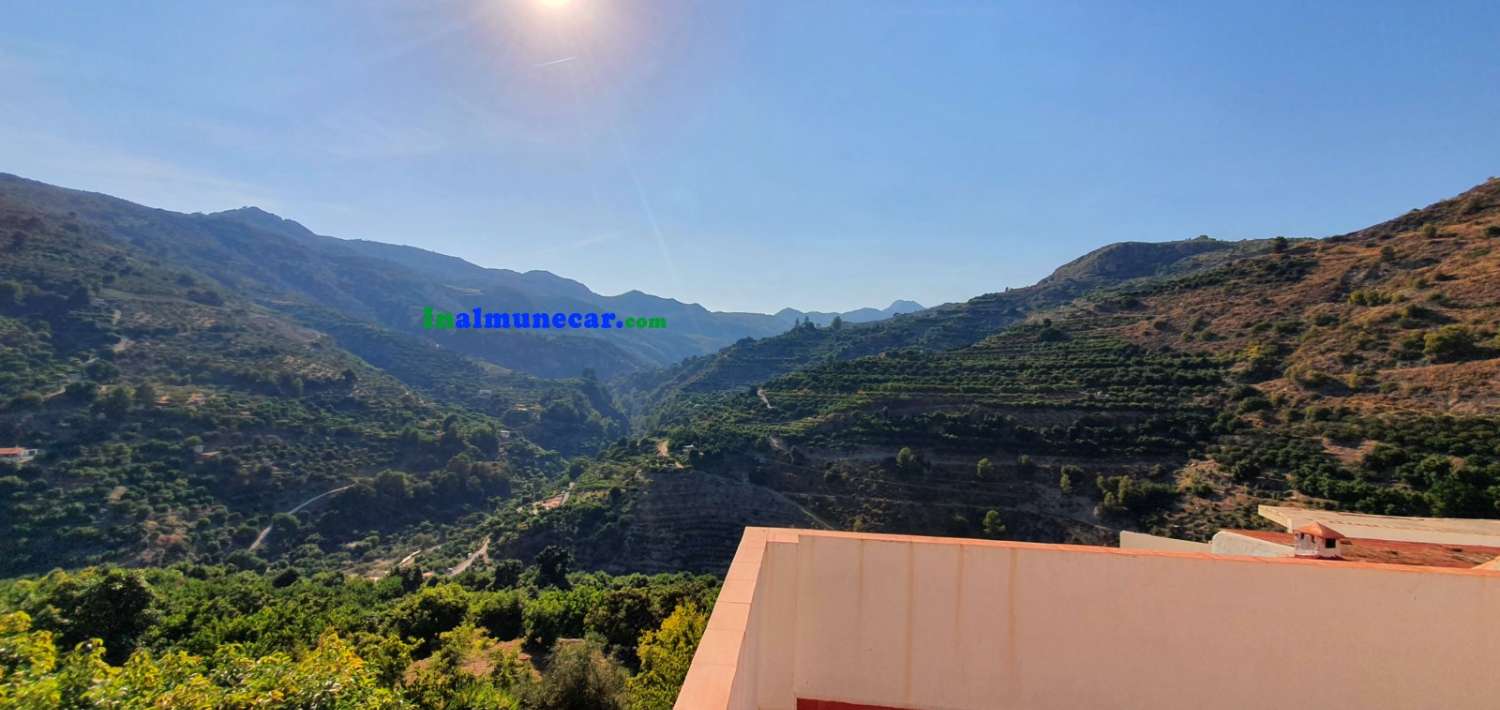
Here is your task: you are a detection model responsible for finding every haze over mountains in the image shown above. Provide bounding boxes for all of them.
[0,174,923,381]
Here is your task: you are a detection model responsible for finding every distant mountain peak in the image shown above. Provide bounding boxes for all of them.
[209,206,317,240]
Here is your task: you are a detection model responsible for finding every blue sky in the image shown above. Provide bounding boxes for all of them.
[3,1,1498,313]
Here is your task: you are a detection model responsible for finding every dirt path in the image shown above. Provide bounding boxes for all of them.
[766,487,835,530]
[756,387,774,409]
[448,537,491,576]
[42,355,100,400]
[249,484,354,551]
[396,547,425,568]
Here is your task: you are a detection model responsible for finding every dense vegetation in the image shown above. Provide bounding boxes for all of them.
[0,551,716,708]
[0,176,626,577]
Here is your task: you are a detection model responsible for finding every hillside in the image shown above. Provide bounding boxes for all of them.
[510,178,1500,566]
[0,175,920,382]
[617,235,1275,420]
[0,176,628,576]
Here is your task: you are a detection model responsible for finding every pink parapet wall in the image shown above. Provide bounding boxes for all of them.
[678,527,1500,710]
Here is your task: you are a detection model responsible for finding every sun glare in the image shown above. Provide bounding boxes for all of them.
[538,0,572,9]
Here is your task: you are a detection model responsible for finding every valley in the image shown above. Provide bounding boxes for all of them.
[4,172,1499,708]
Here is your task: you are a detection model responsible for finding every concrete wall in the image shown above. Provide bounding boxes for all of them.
[680,528,1500,710]
[1210,530,1293,557]
[1119,530,1211,553]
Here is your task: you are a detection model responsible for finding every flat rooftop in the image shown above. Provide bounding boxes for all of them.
[1259,504,1500,546]
[678,527,1500,710]
[1225,529,1500,568]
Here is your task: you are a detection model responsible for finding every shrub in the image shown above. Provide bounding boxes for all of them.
[524,640,625,710]
[1423,326,1476,363]
[1348,289,1392,306]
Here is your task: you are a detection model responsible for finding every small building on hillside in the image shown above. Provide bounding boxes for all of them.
[0,447,39,464]
[1294,521,1346,558]
[1127,504,1500,570]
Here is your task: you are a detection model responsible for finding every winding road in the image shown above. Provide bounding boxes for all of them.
[249,484,354,551]
[447,537,490,576]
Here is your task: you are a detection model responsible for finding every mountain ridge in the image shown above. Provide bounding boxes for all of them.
[210,203,925,335]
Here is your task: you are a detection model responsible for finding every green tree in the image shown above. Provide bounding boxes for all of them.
[374,469,413,501]
[44,567,157,664]
[523,592,570,650]
[981,510,1007,538]
[471,590,525,641]
[1272,236,1289,253]
[895,447,919,474]
[392,583,471,652]
[1429,465,1492,517]
[64,381,98,403]
[535,545,573,589]
[627,603,708,710]
[976,457,993,480]
[492,558,525,589]
[132,381,157,407]
[584,588,655,659]
[85,361,119,383]
[96,386,132,417]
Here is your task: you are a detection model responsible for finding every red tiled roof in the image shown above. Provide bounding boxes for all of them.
[1227,530,1500,569]
[1295,522,1346,540]
[0,448,27,456]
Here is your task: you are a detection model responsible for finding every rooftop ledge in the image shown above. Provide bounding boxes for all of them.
[677,527,1500,710]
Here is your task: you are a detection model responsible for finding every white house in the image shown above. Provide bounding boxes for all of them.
[0,447,39,464]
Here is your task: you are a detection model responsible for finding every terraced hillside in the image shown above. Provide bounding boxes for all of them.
[617,236,1278,421]
[513,178,1500,567]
